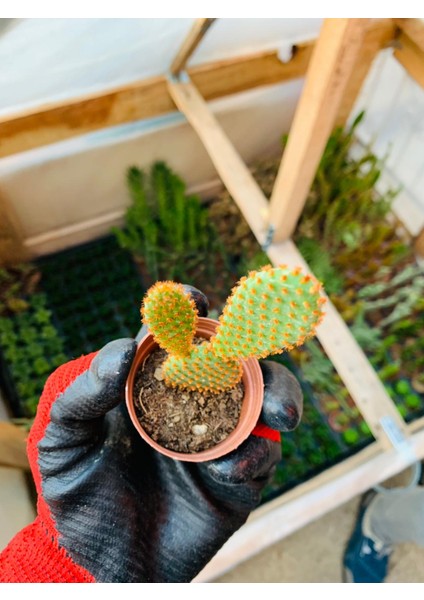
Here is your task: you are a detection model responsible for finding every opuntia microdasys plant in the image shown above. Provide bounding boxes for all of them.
[141,264,326,392]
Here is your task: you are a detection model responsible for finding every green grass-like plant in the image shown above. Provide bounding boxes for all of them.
[141,265,326,392]
[112,161,223,284]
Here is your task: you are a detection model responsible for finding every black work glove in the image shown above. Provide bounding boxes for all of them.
[7,288,303,583]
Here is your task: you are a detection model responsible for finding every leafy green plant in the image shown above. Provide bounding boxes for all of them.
[343,427,360,445]
[141,265,326,392]
[296,237,344,295]
[294,112,398,256]
[0,293,68,417]
[112,161,224,285]
[359,264,424,330]
[349,309,382,353]
[0,263,40,316]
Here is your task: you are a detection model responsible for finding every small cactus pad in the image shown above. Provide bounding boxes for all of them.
[141,281,197,357]
[210,264,326,360]
[163,343,242,392]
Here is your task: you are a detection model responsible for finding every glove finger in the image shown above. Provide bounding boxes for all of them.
[182,284,209,317]
[49,338,136,424]
[259,359,303,432]
[201,361,301,484]
[201,434,281,485]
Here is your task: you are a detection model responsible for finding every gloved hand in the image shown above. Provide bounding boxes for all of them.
[0,288,303,583]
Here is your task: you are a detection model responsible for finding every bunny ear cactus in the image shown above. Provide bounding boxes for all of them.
[141,265,326,392]
[141,282,196,357]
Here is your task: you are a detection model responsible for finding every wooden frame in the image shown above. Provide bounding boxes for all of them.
[0,39,315,161]
[393,18,424,90]
[1,16,424,580]
[170,18,216,76]
[0,422,29,470]
[168,18,424,580]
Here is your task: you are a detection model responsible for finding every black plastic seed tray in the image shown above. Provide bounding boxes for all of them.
[0,236,146,418]
[36,236,147,358]
[260,354,374,504]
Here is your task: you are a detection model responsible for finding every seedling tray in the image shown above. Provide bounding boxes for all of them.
[0,236,146,417]
[260,353,373,504]
[36,235,146,358]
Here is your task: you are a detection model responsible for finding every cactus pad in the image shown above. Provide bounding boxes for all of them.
[210,264,325,360]
[141,281,197,357]
[164,344,242,392]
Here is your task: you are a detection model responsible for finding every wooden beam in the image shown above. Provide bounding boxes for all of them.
[170,18,216,76]
[0,19,394,162]
[335,19,396,126]
[394,30,424,90]
[0,422,29,469]
[394,18,424,53]
[414,226,424,258]
[168,75,407,448]
[191,40,313,101]
[0,40,314,160]
[268,19,371,243]
[167,77,270,245]
[0,194,29,266]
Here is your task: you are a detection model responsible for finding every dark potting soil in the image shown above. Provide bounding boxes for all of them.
[133,346,244,454]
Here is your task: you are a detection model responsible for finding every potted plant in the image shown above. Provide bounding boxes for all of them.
[126,264,326,462]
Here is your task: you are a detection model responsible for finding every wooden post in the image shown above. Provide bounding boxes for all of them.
[394,18,424,52]
[335,19,396,126]
[268,19,370,243]
[414,227,424,258]
[170,18,216,77]
[393,25,424,89]
[0,422,29,470]
[0,194,29,266]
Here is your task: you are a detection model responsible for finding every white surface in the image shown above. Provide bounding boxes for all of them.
[0,467,35,552]
[352,46,424,215]
[0,80,303,241]
[0,18,423,247]
[0,18,321,116]
[0,394,34,553]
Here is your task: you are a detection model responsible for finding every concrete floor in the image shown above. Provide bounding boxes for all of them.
[213,494,424,583]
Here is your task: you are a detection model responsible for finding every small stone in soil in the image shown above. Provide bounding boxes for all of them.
[192,424,208,436]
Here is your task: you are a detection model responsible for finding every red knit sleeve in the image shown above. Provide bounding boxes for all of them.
[0,353,98,583]
[0,519,94,583]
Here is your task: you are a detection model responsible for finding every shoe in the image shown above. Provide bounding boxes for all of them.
[343,490,392,583]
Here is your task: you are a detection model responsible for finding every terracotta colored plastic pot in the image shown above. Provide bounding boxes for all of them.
[125,317,264,462]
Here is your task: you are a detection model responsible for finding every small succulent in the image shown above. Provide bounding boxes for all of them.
[141,264,326,392]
